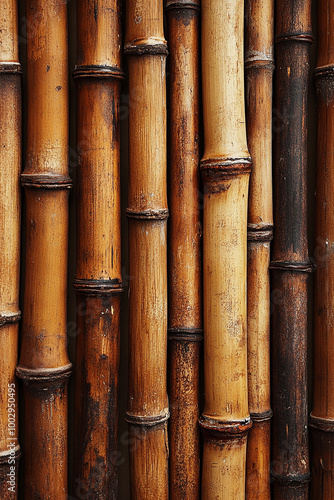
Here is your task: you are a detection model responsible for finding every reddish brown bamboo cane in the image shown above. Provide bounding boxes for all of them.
[72,0,123,498]
[199,0,252,496]
[310,1,334,497]
[245,0,274,497]
[165,0,202,497]
[0,1,21,497]
[270,0,312,498]
[16,1,71,498]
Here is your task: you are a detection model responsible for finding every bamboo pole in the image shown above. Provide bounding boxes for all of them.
[165,0,202,497]
[199,0,252,496]
[16,1,71,498]
[124,0,169,497]
[310,1,334,497]
[0,1,21,497]
[72,0,123,497]
[270,0,312,498]
[245,0,274,497]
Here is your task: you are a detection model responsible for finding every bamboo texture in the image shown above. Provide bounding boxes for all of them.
[245,0,274,497]
[165,0,202,497]
[124,0,169,497]
[271,0,313,498]
[199,0,252,496]
[310,1,334,497]
[0,1,21,497]
[16,0,71,498]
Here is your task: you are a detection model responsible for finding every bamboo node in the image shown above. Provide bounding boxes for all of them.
[168,327,203,341]
[16,363,72,383]
[124,39,168,56]
[199,416,252,439]
[247,226,273,242]
[73,65,125,80]
[125,410,170,427]
[0,62,22,74]
[309,414,334,433]
[250,409,273,422]
[314,64,334,78]
[270,471,311,485]
[21,173,73,189]
[0,311,21,326]
[73,279,124,295]
[275,33,314,45]
[245,59,275,70]
[126,208,169,220]
[165,0,200,11]
[269,260,313,272]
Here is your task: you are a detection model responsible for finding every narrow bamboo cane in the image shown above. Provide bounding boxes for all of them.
[16,1,71,498]
[245,0,274,497]
[72,0,123,498]
[165,0,202,497]
[124,0,169,496]
[199,0,252,496]
[270,0,312,498]
[310,1,334,497]
[0,1,21,497]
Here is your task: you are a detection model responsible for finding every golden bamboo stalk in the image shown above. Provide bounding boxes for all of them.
[16,0,71,497]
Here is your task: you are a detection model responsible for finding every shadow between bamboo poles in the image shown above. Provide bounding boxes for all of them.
[310,1,334,497]
[165,0,202,498]
[16,0,72,498]
[0,1,22,497]
[245,0,274,496]
[72,1,124,497]
[270,0,313,497]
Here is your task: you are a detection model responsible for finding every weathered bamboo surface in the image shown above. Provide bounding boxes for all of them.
[199,0,252,496]
[72,0,123,498]
[245,0,274,497]
[16,0,71,498]
[310,0,334,497]
[165,0,202,498]
[271,0,313,498]
[0,1,21,498]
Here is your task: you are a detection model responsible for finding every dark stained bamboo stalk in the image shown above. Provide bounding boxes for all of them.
[72,1,124,498]
[0,1,22,497]
[199,0,252,496]
[245,0,274,497]
[124,0,169,497]
[16,0,71,498]
[165,0,202,497]
[310,1,334,497]
[270,0,313,497]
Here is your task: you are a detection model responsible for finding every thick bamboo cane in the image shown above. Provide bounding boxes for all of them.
[310,1,334,497]
[245,0,274,497]
[72,1,123,498]
[270,0,312,498]
[16,1,71,498]
[0,1,21,497]
[124,0,169,497]
[199,0,252,497]
[165,0,202,498]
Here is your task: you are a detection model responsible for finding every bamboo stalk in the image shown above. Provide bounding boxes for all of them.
[124,0,169,497]
[0,1,21,497]
[16,0,71,498]
[245,0,274,497]
[310,1,334,497]
[199,0,252,496]
[165,0,202,497]
[270,0,312,498]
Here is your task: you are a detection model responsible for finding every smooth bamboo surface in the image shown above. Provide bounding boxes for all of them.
[72,1,123,498]
[310,1,334,497]
[16,0,71,498]
[271,0,313,497]
[245,0,274,497]
[0,1,21,497]
[124,0,169,497]
[165,0,202,498]
[199,0,252,496]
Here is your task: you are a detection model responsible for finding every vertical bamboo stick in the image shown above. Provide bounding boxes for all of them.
[199,0,252,496]
[310,1,334,497]
[245,0,274,497]
[271,0,312,498]
[72,0,123,497]
[165,0,202,497]
[0,1,21,497]
[16,0,71,498]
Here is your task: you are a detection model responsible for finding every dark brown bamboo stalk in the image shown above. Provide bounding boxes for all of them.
[0,1,21,497]
[310,1,334,497]
[165,0,202,497]
[245,0,274,497]
[270,0,313,498]
[72,1,123,498]
[16,0,71,498]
